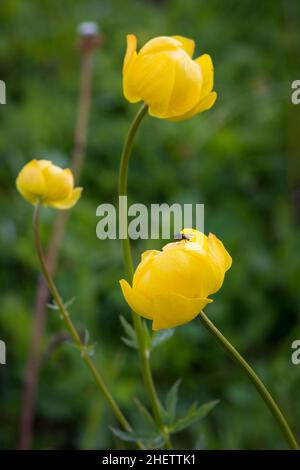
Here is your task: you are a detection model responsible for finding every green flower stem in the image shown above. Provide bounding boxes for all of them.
[198,310,299,450]
[118,104,172,449]
[33,202,145,450]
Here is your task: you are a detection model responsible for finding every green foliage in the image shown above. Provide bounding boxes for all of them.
[115,378,218,449]
[120,315,174,352]
[169,401,219,434]
[133,397,155,429]
[110,427,165,448]
[165,379,182,424]
[162,379,219,437]
[1,0,300,450]
[152,329,175,349]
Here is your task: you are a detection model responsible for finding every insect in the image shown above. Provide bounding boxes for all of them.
[174,233,191,240]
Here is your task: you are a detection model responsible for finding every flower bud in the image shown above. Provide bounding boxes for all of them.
[123,34,217,121]
[16,159,82,209]
[120,229,232,330]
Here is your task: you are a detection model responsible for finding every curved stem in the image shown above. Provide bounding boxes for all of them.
[33,202,144,450]
[198,311,299,450]
[19,39,97,450]
[118,104,172,449]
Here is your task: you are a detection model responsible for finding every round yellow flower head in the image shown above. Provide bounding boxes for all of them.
[120,229,232,330]
[123,34,217,121]
[16,159,82,209]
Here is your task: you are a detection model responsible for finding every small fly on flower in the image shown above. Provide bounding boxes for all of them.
[174,232,192,240]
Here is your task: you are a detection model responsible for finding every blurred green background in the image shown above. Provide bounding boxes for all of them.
[1,0,300,450]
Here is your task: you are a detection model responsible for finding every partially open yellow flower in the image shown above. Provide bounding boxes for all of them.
[16,159,82,209]
[120,229,232,330]
[123,34,217,121]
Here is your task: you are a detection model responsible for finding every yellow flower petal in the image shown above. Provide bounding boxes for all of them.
[134,48,202,119]
[123,34,137,69]
[119,279,154,320]
[16,159,46,204]
[133,249,160,288]
[36,160,52,170]
[122,34,216,121]
[137,246,212,299]
[195,54,214,98]
[194,91,217,113]
[208,233,232,272]
[141,249,160,262]
[166,50,202,117]
[16,159,81,210]
[119,228,232,330]
[50,187,82,210]
[180,228,207,247]
[42,165,73,201]
[170,91,217,122]
[148,229,230,299]
[133,51,176,117]
[152,293,212,330]
[139,36,181,55]
[123,34,141,103]
[172,35,195,57]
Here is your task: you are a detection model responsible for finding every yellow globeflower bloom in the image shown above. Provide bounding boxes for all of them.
[120,229,232,330]
[123,34,217,121]
[16,159,82,209]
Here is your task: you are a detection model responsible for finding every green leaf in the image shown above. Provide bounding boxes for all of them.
[120,316,138,349]
[133,397,155,428]
[119,315,136,341]
[165,378,182,424]
[85,342,97,357]
[152,329,174,349]
[47,302,59,311]
[84,329,90,345]
[48,297,76,311]
[63,297,76,309]
[170,400,219,434]
[110,427,165,447]
[121,336,138,349]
